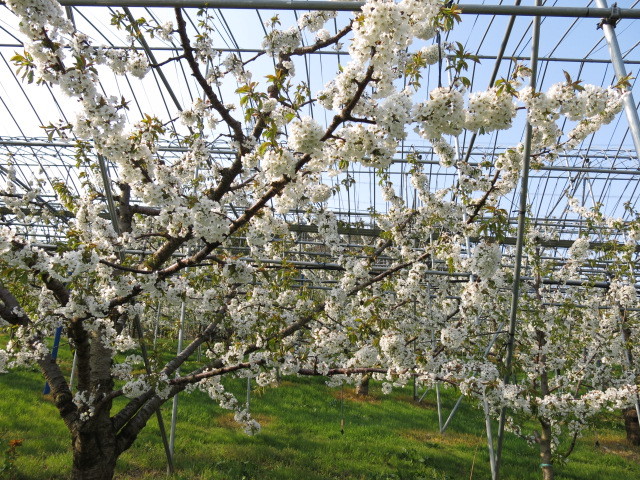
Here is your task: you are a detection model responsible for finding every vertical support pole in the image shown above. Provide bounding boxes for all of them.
[483,389,497,479]
[494,4,541,478]
[153,303,161,350]
[412,300,418,402]
[595,0,640,159]
[627,265,640,422]
[462,0,523,164]
[69,351,78,393]
[440,1,524,437]
[618,259,640,434]
[169,299,187,461]
[246,377,251,411]
[97,154,174,474]
[42,326,63,394]
[435,382,443,430]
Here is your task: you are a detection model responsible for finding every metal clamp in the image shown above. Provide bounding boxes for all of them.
[597,2,621,29]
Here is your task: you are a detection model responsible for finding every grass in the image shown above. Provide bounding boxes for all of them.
[1,340,639,479]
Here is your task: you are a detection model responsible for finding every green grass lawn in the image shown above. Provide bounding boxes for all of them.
[1,369,639,480]
[1,343,639,479]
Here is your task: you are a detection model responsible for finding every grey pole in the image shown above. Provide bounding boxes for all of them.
[168,163,199,466]
[483,390,497,479]
[494,2,541,478]
[441,0,522,439]
[169,299,187,459]
[440,395,464,433]
[595,0,640,160]
[463,0,522,165]
[246,377,251,411]
[96,154,175,474]
[69,351,78,392]
[54,1,640,19]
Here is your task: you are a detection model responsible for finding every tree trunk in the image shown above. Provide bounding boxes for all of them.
[71,332,119,480]
[539,419,554,480]
[623,407,640,446]
[355,374,370,396]
[71,412,118,480]
[535,325,554,480]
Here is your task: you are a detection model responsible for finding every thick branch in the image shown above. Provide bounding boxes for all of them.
[348,251,429,295]
[38,354,79,430]
[117,183,133,234]
[160,321,221,377]
[111,390,155,433]
[0,283,28,326]
[140,235,187,271]
[174,8,244,145]
[115,392,169,454]
[130,204,160,216]
[8,239,71,306]
[467,170,501,224]
[291,24,352,56]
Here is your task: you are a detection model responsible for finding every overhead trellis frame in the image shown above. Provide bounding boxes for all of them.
[48,0,640,18]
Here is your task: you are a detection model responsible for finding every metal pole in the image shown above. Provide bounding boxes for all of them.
[42,326,63,394]
[54,1,640,19]
[483,390,497,480]
[628,265,640,423]
[69,351,78,393]
[463,0,522,165]
[494,3,541,477]
[169,299,187,459]
[96,154,174,474]
[153,303,161,349]
[440,396,464,433]
[435,382,443,430]
[595,0,640,159]
[246,377,251,411]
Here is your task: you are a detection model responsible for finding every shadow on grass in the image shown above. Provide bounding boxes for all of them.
[1,372,639,480]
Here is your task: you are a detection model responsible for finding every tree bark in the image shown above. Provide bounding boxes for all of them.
[536,325,554,480]
[70,323,120,480]
[355,374,370,396]
[539,419,554,480]
[623,407,640,446]
[71,412,118,480]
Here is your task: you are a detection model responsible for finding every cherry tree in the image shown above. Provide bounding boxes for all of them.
[427,231,639,480]
[0,0,637,479]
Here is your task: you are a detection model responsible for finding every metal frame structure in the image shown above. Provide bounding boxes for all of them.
[1,1,640,479]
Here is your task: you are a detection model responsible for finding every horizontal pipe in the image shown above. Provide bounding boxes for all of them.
[53,1,640,19]
[20,241,640,290]
[2,42,639,66]
[2,139,638,175]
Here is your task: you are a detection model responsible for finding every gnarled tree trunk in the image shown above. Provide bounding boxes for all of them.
[69,326,120,480]
[71,412,118,480]
[355,374,370,396]
[623,407,640,446]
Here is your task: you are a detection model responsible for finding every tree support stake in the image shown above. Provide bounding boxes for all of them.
[493,2,541,478]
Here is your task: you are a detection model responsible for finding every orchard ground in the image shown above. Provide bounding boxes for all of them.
[1,341,639,480]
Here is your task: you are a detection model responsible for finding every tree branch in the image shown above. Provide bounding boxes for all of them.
[0,283,29,326]
[38,354,79,431]
[174,8,244,146]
